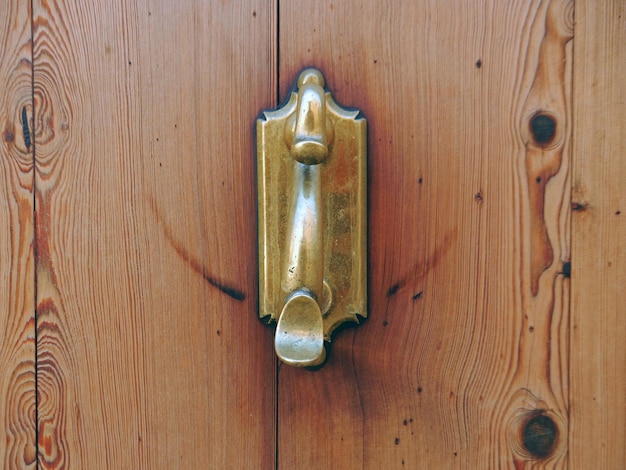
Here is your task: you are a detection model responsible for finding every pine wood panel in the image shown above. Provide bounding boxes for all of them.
[32,0,276,467]
[279,1,572,468]
[570,2,626,467]
[0,0,37,468]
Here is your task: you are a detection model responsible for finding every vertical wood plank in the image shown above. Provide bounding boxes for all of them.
[278,1,572,468]
[0,0,36,468]
[570,2,626,467]
[33,0,276,467]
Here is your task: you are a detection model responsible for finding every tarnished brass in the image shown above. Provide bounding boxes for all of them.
[257,68,367,367]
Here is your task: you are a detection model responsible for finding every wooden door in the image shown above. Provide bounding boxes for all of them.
[0,1,624,468]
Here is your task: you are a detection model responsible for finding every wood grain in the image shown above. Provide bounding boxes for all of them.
[32,0,276,467]
[570,2,626,468]
[0,0,37,468]
[278,1,572,467]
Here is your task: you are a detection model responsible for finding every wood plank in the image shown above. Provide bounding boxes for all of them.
[570,2,626,467]
[32,0,276,467]
[0,0,36,468]
[278,1,572,467]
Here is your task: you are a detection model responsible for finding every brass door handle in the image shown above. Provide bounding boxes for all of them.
[257,69,367,367]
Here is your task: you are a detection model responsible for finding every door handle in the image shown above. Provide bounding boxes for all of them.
[257,68,367,367]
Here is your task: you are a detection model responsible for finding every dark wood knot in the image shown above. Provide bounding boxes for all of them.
[522,413,558,459]
[529,113,557,147]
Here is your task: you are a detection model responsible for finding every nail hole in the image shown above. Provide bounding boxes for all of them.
[387,283,400,296]
[522,414,558,458]
[529,113,556,147]
[562,261,571,278]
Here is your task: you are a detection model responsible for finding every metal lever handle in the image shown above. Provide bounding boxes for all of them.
[275,70,332,367]
[257,67,367,368]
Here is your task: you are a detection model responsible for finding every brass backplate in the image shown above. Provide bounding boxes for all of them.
[257,75,367,341]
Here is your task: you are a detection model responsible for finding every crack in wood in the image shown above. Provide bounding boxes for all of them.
[385,229,457,298]
[21,106,31,149]
[147,195,246,301]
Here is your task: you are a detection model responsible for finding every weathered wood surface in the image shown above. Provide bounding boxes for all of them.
[570,2,626,468]
[0,0,37,468]
[279,1,573,468]
[32,0,276,467]
[0,0,621,467]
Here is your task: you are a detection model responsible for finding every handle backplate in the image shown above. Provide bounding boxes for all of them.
[257,68,367,363]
